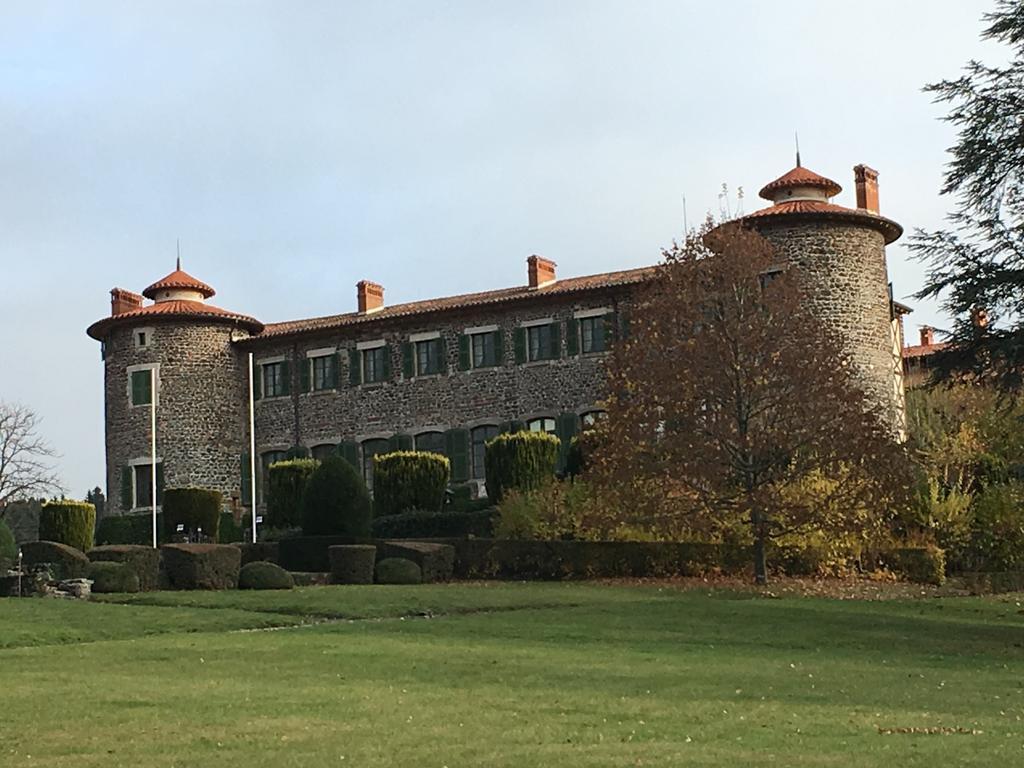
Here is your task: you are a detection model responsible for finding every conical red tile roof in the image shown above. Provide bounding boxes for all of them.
[143,267,216,300]
[758,165,842,201]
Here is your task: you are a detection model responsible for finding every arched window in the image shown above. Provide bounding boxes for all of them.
[415,431,446,456]
[361,438,390,490]
[310,443,337,462]
[470,424,499,479]
[580,410,607,430]
[527,417,556,435]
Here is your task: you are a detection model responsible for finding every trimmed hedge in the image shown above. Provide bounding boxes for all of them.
[484,432,560,503]
[267,459,319,528]
[95,514,159,546]
[328,544,377,585]
[87,561,140,593]
[219,512,245,543]
[279,536,358,572]
[378,541,454,583]
[163,488,222,540]
[373,451,450,516]
[21,540,90,579]
[371,508,495,539]
[160,543,241,590]
[301,455,372,537]
[0,518,16,569]
[375,557,422,584]
[88,544,160,591]
[238,560,294,590]
[38,501,95,552]
[233,541,280,566]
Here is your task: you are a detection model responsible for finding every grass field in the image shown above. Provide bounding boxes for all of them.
[2,581,1023,767]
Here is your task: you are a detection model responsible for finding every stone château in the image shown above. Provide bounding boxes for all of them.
[87,161,908,518]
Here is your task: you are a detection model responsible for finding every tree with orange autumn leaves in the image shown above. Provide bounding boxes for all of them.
[586,222,911,583]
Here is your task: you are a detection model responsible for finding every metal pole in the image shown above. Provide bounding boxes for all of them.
[248,353,257,543]
[150,367,158,549]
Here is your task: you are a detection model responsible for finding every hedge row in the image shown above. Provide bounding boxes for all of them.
[370,508,495,539]
[163,488,222,540]
[95,512,244,546]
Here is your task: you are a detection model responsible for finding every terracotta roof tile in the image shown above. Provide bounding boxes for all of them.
[741,199,903,244]
[903,342,949,359]
[87,300,263,340]
[143,269,216,300]
[254,266,658,340]
[758,166,842,200]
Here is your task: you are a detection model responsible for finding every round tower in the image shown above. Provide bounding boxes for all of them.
[738,162,905,434]
[87,264,263,516]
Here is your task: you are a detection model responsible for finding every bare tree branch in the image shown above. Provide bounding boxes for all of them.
[0,401,63,516]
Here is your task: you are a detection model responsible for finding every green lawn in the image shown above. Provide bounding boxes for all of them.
[2,582,1023,767]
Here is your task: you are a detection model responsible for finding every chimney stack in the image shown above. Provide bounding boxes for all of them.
[110,287,143,316]
[971,306,989,331]
[919,326,935,347]
[527,255,556,289]
[357,280,384,314]
[854,164,880,213]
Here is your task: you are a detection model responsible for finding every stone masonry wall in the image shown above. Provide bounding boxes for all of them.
[244,288,633,480]
[103,321,250,515]
[754,220,904,431]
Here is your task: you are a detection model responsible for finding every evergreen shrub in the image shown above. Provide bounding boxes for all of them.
[371,508,495,538]
[378,541,454,582]
[38,500,96,552]
[162,488,222,540]
[484,431,560,503]
[218,512,245,543]
[267,459,319,528]
[88,544,160,591]
[238,560,294,590]
[375,557,422,584]
[21,540,90,579]
[328,544,377,584]
[373,451,450,516]
[0,518,16,569]
[87,561,140,593]
[160,543,241,590]
[95,514,161,545]
[301,455,372,537]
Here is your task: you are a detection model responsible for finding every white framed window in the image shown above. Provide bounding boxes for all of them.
[126,363,159,407]
[527,417,556,435]
[126,457,163,510]
[133,327,155,350]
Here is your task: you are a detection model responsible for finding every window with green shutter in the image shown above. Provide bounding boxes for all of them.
[580,316,606,354]
[129,368,155,406]
[349,348,362,386]
[240,453,253,505]
[362,346,388,383]
[446,428,471,482]
[309,354,334,391]
[513,328,527,364]
[402,343,415,378]
[566,318,579,356]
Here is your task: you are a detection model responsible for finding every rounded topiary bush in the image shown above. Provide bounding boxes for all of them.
[328,544,377,584]
[163,488,222,540]
[373,451,450,516]
[0,518,16,570]
[87,561,141,593]
[38,501,96,552]
[375,557,422,585]
[484,431,560,503]
[267,459,319,528]
[238,560,295,590]
[21,540,90,579]
[301,455,372,537]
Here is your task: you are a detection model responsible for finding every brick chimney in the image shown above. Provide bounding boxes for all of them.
[919,326,935,346]
[527,255,556,289]
[854,164,880,213]
[110,287,143,316]
[971,306,989,331]
[357,280,384,314]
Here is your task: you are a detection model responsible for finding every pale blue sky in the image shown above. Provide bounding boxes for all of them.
[0,1,997,495]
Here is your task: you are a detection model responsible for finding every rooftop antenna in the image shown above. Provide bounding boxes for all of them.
[795,131,802,168]
[176,238,181,271]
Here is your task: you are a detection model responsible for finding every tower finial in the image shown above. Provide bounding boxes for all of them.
[795,131,801,168]
[176,238,181,271]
